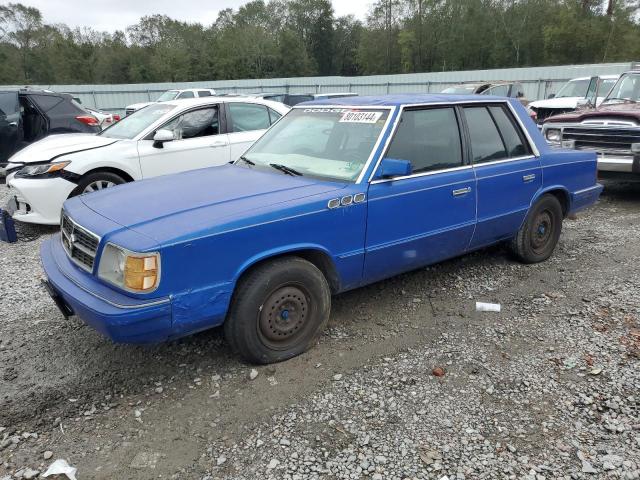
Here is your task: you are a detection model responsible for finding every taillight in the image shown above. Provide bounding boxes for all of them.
[76,115,100,127]
[113,114,121,122]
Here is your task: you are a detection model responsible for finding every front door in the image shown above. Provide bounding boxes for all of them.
[137,105,230,178]
[364,106,477,283]
[0,91,21,163]
[463,104,542,249]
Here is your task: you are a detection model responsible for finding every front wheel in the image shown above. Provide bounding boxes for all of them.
[224,257,331,364]
[72,171,126,196]
[510,194,563,264]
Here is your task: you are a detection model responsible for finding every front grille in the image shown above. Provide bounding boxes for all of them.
[562,127,640,155]
[125,108,135,116]
[61,212,100,271]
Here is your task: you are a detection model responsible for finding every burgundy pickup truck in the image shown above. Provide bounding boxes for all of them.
[541,70,640,182]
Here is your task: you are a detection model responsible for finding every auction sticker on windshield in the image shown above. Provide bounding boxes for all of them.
[339,111,383,123]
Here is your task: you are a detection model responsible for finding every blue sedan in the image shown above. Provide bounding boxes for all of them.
[40,94,603,364]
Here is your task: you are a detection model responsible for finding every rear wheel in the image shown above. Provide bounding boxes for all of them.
[224,257,331,364]
[72,171,126,196]
[510,194,563,264]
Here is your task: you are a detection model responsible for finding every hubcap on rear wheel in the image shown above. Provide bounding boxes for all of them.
[531,209,553,254]
[83,180,116,193]
[258,285,309,350]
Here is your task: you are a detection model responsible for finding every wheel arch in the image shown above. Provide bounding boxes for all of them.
[531,186,571,217]
[77,166,135,184]
[233,245,341,294]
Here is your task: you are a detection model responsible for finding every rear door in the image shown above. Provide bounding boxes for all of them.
[225,102,281,160]
[0,91,21,163]
[464,103,541,249]
[137,104,231,178]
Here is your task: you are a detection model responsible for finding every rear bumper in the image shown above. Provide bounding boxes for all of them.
[7,176,76,225]
[41,236,174,343]
[570,183,604,214]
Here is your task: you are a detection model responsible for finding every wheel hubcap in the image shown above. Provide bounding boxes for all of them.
[532,210,553,253]
[259,286,309,348]
[83,180,116,193]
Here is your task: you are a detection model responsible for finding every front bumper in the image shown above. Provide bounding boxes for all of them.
[7,176,76,225]
[41,236,174,343]
[597,154,637,174]
[41,236,232,344]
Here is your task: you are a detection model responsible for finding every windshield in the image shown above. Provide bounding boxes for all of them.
[604,74,640,103]
[555,79,590,98]
[100,104,176,139]
[442,86,477,94]
[156,90,179,102]
[239,107,390,182]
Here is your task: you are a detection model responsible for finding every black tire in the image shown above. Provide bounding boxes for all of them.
[510,194,563,264]
[224,257,331,364]
[71,171,126,196]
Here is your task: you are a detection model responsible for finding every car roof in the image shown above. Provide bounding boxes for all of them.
[161,95,290,112]
[302,93,512,107]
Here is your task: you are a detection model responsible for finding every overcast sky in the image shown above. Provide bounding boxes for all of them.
[20,0,372,32]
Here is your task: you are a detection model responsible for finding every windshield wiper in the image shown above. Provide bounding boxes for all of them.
[238,155,255,166]
[269,163,303,176]
[603,97,636,103]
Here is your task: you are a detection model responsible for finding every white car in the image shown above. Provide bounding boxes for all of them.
[5,96,289,225]
[528,75,618,124]
[125,88,217,115]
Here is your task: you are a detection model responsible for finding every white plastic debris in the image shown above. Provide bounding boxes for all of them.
[476,302,501,312]
[42,459,78,480]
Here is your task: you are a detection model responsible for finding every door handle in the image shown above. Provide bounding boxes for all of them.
[210,140,228,148]
[452,186,472,197]
[8,122,17,127]
[523,174,536,183]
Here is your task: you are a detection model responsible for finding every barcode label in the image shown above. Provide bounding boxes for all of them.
[339,111,383,124]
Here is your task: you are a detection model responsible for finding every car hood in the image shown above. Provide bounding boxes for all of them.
[529,97,580,110]
[8,133,118,164]
[126,102,154,110]
[79,165,346,244]
[545,101,640,124]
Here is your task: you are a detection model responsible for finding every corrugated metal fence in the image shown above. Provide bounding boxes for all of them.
[3,62,636,115]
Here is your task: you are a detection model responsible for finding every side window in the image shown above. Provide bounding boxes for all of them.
[511,83,525,98]
[197,90,212,97]
[0,92,19,117]
[161,107,219,140]
[31,94,63,113]
[482,85,509,96]
[268,108,282,124]
[463,106,507,163]
[176,91,195,99]
[228,103,271,132]
[487,106,529,157]
[386,107,463,174]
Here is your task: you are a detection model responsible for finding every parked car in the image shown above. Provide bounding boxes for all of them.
[86,107,121,130]
[541,70,640,182]
[528,75,619,124]
[5,96,289,224]
[441,82,528,105]
[0,89,100,175]
[251,92,358,107]
[124,88,217,115]
[39,94,602,364]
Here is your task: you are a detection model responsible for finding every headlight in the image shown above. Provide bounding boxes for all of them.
[545,129,561,143]
[98,243,160,293]
[16,161,71,178]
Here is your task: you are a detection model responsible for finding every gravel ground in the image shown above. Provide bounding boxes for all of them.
[0,182,638,480]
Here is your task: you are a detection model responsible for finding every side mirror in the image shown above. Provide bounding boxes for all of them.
[375,158,412,180]
[547,93,556,99]
[153,129,174,148]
